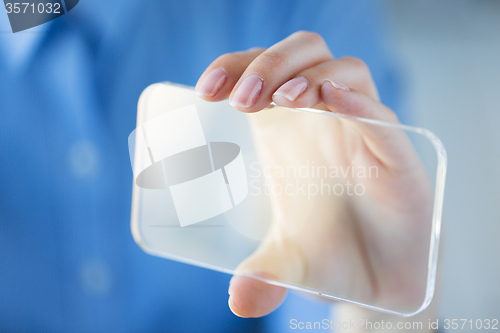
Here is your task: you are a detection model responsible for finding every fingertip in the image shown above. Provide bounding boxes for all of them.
[271,92,295,107]
[272,77,321,109]
[195,67,228,100]
[320,79,350,106]
[321,79,362,116]
[273,77,308,102]
[229,75,264,112]
[227,274,287,318]
[322,79,350,92]
[228,296,246,318]
[321,79,400,125]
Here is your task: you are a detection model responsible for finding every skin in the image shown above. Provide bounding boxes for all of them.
[195,31,434,321]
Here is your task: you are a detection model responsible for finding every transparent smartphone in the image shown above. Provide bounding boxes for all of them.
[129,82,447,316]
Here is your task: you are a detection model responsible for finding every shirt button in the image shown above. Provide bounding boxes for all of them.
[80,259,113,296]
[68,139,99,177]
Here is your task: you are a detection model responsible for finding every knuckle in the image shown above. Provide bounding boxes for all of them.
[215,52,236,64]
[254,50,288,69]
[342,56,374,87]
[293,30,324,45]
[382,106,399,123]
[215,48,266,67]
[335,57,379,100]
[316,61,337,78]
[343,56,370,74]
[246,46,266,54]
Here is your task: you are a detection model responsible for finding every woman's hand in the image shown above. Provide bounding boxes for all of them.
[195,31,433,318]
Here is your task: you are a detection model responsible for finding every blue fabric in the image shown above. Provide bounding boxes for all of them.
[0,0,402,332]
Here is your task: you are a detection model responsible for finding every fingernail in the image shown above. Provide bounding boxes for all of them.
[196,68,227,97]
[323,79,350,91]
[230,75,263,108]
[273,77,308,102]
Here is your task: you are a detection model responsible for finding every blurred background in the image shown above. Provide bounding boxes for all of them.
[1,0,499,331]
[386,0,500,322]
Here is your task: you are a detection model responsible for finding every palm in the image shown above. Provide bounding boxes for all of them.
[238,104,433,313]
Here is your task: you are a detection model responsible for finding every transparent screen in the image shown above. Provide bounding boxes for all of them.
[129,82,447,316]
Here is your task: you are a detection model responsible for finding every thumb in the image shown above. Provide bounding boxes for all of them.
[228,229,305,317]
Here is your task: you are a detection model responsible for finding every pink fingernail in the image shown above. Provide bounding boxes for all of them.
[323,79,350,91]
[196,68,227,97]
[273,77,308,102]
[229,75,263,108]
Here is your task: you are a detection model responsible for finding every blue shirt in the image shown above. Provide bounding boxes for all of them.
[0,1,402,332]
